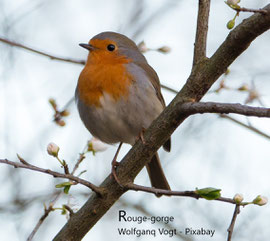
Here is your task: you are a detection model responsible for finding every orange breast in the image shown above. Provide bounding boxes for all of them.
[77,52,132,107]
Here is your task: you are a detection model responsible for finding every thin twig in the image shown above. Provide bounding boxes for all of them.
[125,183,236,204]
[0,159,104,195]
[161,84,178,94]
[236,7,267,14]
[62,161,70,175]
[71,143,88,175]
[62,204,74,217]
[62,97,75,111]
[227,205,241,241]
[26,192,62,241]
[220,114,270,140]
[27,204,55,241]
[193,0,211,66]
[0,37,85,65]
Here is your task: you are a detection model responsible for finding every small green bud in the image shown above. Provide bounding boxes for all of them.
[61,208,67,215]
[195,187,221,200]
[55,182,72,188]
[227,19,235,29]
[238,84,249,91]
[63,185,71,194]
[55,182,72,194]
[224,68,230,75]
[253,195,268,206]
[226,0,240,5]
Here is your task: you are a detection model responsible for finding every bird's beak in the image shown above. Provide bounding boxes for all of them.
[79,43,95,51]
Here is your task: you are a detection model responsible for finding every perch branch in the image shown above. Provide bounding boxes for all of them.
[125,183,235,204]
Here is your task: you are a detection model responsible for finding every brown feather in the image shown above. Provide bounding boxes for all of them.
[146,153,171,197]
[135,62,171,152]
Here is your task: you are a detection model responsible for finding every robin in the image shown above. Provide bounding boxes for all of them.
[75,31,171,193]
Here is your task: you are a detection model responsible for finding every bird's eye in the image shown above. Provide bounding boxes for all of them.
[107,44,115,51]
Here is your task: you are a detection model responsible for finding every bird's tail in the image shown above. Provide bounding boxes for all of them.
[146,153,170,197]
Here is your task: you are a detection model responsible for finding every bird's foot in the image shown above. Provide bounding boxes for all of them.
[110,142,123,187]
[136,128,146,144]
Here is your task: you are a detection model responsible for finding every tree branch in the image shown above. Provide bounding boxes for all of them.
[193,0,211,66]
[232,6,268,14]
[125,183,236,204]
[161,84,178,94]
[53,4,270,241]
[179,102,270,118]
[161,84,270,140]
[0,159,104,195]
[227,205,241,241]
[238,7,267,14]
[0,37,85,65]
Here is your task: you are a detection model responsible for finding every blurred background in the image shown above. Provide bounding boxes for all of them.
[0,0,270,240]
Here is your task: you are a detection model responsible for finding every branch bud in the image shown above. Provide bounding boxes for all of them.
[253,195,268,206]
[60,110,70,117]
[47,142,60,157]
[138,41,148,53]
[226,0,240,6]
[195,187,221,200]
[227,19,235,29]
[157,46,171,54]
[49,98,57,110]
[238,84,249,91]
[57,120,66,126]
[88,137,108,153]
[233,193,244,204]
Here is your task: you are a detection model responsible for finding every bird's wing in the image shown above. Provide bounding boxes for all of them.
[134,62,171,152]
[135,62,166,108]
